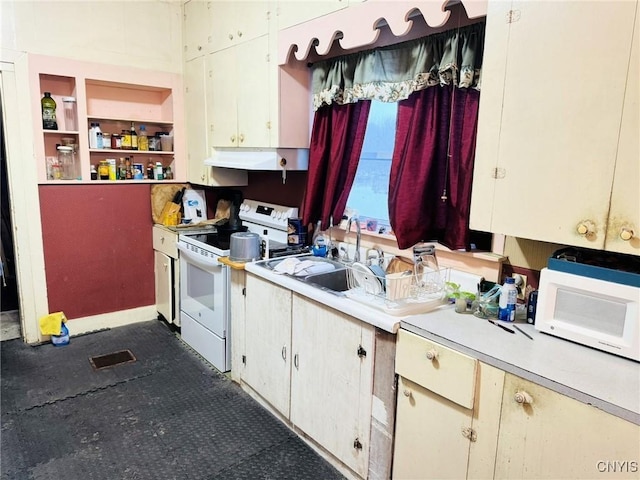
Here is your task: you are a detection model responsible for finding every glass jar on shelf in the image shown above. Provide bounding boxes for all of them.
[57,145,79,180]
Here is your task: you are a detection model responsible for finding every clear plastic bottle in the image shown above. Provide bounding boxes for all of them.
[498,277,518,322]
[138,124,149,151]
[41,92,58,130]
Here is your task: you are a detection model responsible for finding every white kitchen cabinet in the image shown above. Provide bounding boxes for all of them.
[495,373,640,480]
[183,0,211,61]
[393,330,504,480]
[243,273,292,417]
[470,1,639,254]
[184,56,209,184]
[290,294,374,478]
[184,54,248,185]
[206,35,272,148]
[152,226,180,325]
[605,10,639,255]
[275,0,348,30]
[208,1,271,53]
[229,268,246,383]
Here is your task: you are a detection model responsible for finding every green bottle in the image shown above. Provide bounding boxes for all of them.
[41,92,58,130]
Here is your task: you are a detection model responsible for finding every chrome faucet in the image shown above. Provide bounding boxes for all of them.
[346,216,361,263]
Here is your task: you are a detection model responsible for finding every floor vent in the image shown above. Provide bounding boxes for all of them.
[89,350,136,370]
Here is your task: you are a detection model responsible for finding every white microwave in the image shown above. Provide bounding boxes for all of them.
[536,268,640,361]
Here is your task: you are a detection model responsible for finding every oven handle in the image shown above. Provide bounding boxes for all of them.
[177,243,222,272]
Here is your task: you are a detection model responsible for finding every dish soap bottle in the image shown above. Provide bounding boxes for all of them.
[498,277,517,322]
[41,92,58,130]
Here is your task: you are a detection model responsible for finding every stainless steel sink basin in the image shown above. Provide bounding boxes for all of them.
[303,268,350,293]
[253,256,350,295]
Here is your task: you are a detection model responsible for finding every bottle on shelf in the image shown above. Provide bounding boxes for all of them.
[155,161,164,180]
[125,157,133,179]
[89,123,102,149]
[61,97,77,131]
[96,131,103,149]
[98,160,109,180]
[121,129,131,150]
[147,160,155,180]
[90,165,98,180]
[41,92,58,130]
[498,277,518,322]
[130,122,138,151]
[118,158,126,180]
[138,125,149,151]
[164,166,173,180]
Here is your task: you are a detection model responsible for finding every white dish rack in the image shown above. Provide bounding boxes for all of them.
[341,257,450,316]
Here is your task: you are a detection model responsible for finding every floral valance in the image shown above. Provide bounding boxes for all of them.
[311,22,485,110]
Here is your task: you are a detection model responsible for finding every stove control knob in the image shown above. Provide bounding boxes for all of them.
[275,212,283,220]
[270,210,277,218]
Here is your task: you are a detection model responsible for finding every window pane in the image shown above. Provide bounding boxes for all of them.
[346,101,398,230]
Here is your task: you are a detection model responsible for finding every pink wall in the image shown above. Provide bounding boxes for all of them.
[39,184,155,320]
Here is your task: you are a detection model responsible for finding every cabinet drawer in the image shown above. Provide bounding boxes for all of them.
[396,329,477,409]
[153,226,178,258]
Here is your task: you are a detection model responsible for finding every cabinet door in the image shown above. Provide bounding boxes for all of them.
[184,56,209,184]
[471,1,637,248]
[275,0,347,30]
[495,373,640,480]
[183,0,211,61]
[606,5,639,255]
[229,269,246,383]
[244,274,292,418]
[393,376,473,480]
[236,35,272,147]
[206,48,238,148]
[290,295,374,478]
[154,250,173,323]
[209,1,270,52]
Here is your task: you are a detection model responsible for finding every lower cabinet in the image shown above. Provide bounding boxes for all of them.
[290,295,374,478]
[394,329,640,480]
[152,226,179,325]
[242,273,379,479]
[243,274,293,417]
[495,374,640,480]
[393,330,504,479]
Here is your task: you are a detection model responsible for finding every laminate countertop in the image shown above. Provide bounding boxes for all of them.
[244,262,640,425]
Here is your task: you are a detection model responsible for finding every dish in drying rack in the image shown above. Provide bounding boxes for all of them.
[351,262,384,295]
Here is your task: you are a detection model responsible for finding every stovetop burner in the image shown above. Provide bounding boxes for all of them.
[184,233,230,251]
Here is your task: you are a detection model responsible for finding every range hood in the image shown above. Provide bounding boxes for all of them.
[204,148,309,171]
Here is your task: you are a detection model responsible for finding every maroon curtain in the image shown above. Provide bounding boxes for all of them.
[301,101,371,229]
[389,86,480,250]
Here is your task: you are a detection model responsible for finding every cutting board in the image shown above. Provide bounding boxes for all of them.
[150,184,188,224]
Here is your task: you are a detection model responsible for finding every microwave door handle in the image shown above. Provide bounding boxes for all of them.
[177,243,222,272]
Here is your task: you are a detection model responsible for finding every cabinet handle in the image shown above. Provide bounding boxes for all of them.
[161,237,165,244]
[294,353,299,369]
[238,30,243,38]
[576,220,596,237]
[514,390,533,405]
[403,389,411,398]
[228,33,233,40]
[201,174,205,181]
[425,349,438,361]
[281,346,286,361]
[197,45,202,51]
[230,134,236,144]
[163,262,168,271]
[620,227,635,241]
[239,133,244,144]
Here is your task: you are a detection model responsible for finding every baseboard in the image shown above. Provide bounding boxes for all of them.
[65,306,158,337]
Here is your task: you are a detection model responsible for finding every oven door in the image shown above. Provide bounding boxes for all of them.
[177,243,229,339]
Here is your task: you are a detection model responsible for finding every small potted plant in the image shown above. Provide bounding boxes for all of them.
[445,282,477,313]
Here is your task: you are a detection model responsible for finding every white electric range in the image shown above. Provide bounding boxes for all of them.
[176,200,299,372]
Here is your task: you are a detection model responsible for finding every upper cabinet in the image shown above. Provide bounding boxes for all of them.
[183,0,312,153]
[471,1,639,255]
[275,0,348,30]
[29,54,184,184]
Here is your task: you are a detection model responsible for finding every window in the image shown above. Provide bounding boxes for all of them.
[345,100,398,233]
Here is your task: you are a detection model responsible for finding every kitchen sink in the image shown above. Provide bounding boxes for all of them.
[303,268,350,293]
